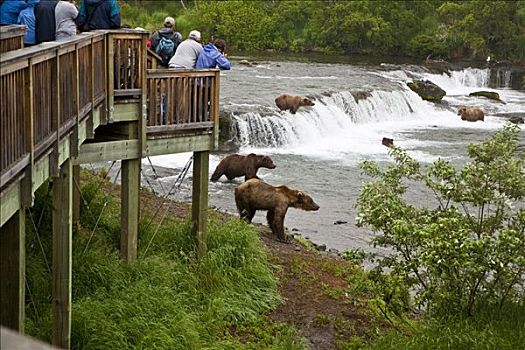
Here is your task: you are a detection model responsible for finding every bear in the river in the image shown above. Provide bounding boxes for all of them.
[458,106,485,122]
[210,153,276,182]
[275,93,315,114]
[234,178,320,242]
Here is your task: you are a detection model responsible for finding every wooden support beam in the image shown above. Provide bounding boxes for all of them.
[191,151,209,258]
[120,159,140,261]
[52,159,72,349]
[72,165,80,225]
[0,208,26,333]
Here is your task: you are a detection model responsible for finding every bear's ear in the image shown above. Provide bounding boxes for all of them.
[248,153,256,157]
[297,191,304,202]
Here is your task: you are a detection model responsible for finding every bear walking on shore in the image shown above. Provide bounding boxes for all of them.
[275,93,315,114]
[234,179,320,242]
[210,153,276,182]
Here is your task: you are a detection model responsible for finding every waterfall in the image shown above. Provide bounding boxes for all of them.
[420,68,491,93]
[231,87,439,148]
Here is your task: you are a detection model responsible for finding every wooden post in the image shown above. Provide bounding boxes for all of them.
[52,159,72,349]
[120,159,140,261]
[0,208,26,333]
[192,151,209,258]
[72,165,80,225]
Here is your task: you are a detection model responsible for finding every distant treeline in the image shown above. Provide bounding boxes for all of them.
[121,0,525,62]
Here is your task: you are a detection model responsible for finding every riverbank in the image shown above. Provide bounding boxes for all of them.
[24,169,525,349]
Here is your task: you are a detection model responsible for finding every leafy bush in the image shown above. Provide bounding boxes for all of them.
[356,124,525,317]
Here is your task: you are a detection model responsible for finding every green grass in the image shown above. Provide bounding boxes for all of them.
[363,303,525,350]
[24,175,304,349]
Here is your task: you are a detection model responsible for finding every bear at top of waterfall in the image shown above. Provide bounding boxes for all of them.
[458,106,485,122]
[210,153,276,182]
[234,178,320,242]
[275,93,315,114]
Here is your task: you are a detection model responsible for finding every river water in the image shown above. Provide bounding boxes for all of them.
[146,58,525,253]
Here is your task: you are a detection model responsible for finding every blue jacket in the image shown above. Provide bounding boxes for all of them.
[0,0,28,25]
[196,43,231,70]
[76,0,120,31]
[17,0,39,45]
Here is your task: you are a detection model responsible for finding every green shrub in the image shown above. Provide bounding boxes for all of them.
[356,124,525,317]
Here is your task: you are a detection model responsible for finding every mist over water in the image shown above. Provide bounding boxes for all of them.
[148,60,525,253]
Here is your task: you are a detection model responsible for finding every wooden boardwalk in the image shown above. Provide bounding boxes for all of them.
[0,26,220,349]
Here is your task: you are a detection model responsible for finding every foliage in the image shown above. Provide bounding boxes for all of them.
[24,172,306,349]
[356,124,525,317]
[364,302,525,350]
[122,0,524,62]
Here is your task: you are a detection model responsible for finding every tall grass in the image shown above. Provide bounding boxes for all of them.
[24,175,303,349]
[363,302,525,350]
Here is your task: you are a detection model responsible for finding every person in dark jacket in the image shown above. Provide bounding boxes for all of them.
[0,0,28,25]
[149,16,182,67]
[195,38,231,70]
[17,0,39,45]
[75,0,120,31]
[34,0,58,43]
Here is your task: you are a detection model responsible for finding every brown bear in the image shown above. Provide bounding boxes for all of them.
[382,137,394,148]
[458,106,485,122]
[210,153,276,182]
[275,93,315,114]
[234,179,320,242]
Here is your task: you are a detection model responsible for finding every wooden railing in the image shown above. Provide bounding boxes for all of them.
[0,25,26,54]
[1,29,220,189]
[0,32,108,188]
[146,69,220,136]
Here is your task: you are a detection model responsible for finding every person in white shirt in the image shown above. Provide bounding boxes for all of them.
[55,0,78,41]
[168,30,203,69]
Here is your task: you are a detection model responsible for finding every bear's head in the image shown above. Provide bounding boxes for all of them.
[295,191,320,211]
[301,97,315,107]
[248,154,276,169]
[457,106,467,116]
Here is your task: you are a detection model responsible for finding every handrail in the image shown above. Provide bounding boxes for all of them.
[0,32,108,188]
[0,25,26,53]
[146,68,221,138]
[1,29,220,191]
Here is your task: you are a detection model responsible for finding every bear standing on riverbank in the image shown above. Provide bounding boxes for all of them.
[275,93,315,114]
[235,179,320,242]
[210,153,276,182]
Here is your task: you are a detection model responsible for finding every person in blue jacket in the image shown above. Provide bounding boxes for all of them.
[75,0,120,31]
[0,0,28,25]
[17,0,39,45]
[196,38,231,70]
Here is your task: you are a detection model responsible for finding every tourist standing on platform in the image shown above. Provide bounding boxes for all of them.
[168,30,203,69]
[34,0,58,44]
[75,0,120,31]
[0,0,28,25]
[17,0,39,46]
[150,16,182,67]
[196,38,231,70]
[55,0,77,40]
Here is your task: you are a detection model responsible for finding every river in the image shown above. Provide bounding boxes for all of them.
[146,57,525,253]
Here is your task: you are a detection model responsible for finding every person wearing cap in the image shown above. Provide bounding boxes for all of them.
[168,30,203,69]
[150,16,182,52]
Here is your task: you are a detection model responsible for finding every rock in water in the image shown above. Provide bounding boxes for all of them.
[407,80,446,102]
[469,91,501,101]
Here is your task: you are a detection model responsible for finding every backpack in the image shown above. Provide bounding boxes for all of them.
[156,36,176,66]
